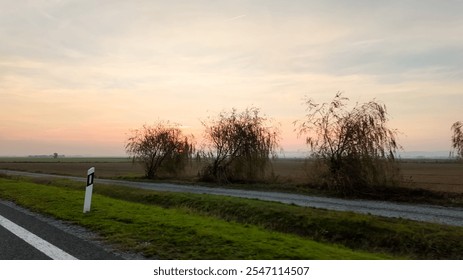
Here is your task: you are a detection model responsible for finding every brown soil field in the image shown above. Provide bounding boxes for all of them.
[272,159,463,194]
[398,161,463,193]
[0,158,462,193]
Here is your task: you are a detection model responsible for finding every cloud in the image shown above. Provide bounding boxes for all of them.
[225,14,246,22]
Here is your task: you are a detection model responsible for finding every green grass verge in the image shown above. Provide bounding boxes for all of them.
[0,177,386,260]
[32,176,463,260]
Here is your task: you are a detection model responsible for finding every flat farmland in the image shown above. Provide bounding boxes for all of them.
[398,160,463,193]
[272,159,463,194]
[0,157,143,178]
[0,157,461,194]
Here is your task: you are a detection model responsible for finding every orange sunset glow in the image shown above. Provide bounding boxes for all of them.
[1,1,462,157]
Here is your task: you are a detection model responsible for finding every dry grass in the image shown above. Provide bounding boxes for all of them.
[0,157,462,193]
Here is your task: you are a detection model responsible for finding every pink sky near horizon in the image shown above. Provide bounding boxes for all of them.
[1,1,462,157]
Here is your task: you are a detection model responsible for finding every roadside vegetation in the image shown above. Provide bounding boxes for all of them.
[294,92,402,195]
[124,95,452,201]
[0,176,387,260]
[452,121,463,159]
[199,107,280,183]
[125,122,195,179]
[118,95,463,204]
[1,175,462,259]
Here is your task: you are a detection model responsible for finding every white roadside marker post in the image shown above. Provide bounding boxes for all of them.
[83,167,95,213]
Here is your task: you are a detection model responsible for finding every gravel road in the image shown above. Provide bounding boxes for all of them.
[1,169,462,227]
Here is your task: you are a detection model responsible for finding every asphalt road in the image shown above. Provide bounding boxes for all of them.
[1,169,463,227]
[0,199,127,260]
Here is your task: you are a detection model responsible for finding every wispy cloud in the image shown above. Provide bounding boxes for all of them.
[225,14,246,22]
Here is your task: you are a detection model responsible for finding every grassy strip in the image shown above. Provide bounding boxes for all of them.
[0,177,386,260]
[19,176,463,259]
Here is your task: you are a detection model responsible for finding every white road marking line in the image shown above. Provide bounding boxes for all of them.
[0,214,77,260]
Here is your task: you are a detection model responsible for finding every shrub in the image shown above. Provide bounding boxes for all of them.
[295,92,402,194]
[201,107,280,183]
[125,122,194,179]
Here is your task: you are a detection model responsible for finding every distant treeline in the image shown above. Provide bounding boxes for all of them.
[28,153,65,158]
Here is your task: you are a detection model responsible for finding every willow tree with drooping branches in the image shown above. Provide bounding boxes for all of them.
[125,122,195,179]
[451,121,463,159]
[201,107,280,183]
[295,92,402,195]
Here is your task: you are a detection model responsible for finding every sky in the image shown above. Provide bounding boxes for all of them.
[1,0,462,157]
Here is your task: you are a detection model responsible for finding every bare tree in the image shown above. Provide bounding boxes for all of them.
[295,92,401,194]
[125,122,194,179]
[451,121,463,159]
[201,107,280,183]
